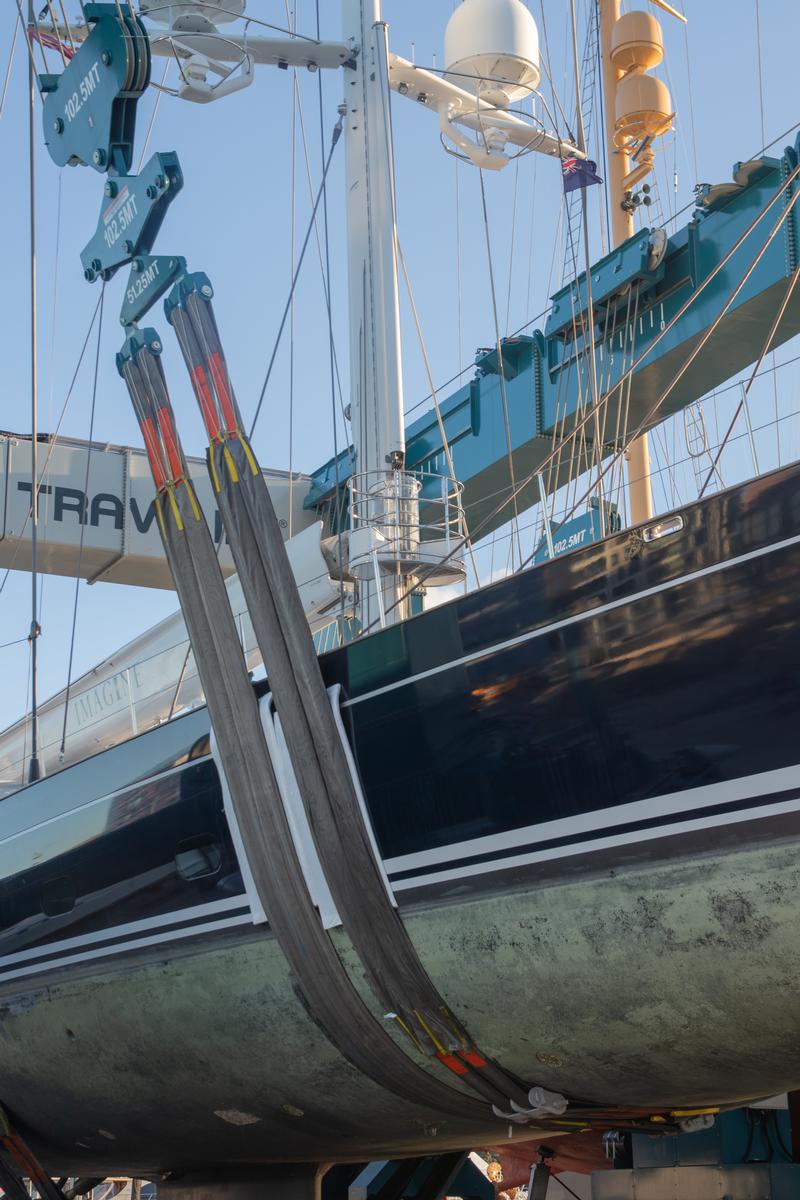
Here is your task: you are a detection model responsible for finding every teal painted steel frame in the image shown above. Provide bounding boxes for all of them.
[308,136,800,539]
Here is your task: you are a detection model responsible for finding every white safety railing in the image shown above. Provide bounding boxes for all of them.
[347,468,467,586]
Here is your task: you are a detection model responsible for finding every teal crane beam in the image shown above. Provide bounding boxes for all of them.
[307,140,800,537]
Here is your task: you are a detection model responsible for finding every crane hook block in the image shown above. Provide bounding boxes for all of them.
[39,3,151,176]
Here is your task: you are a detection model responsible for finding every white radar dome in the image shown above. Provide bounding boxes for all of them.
[140,0,245,29]
[444,0,541,109]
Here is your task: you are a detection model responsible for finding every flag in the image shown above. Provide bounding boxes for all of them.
[28,28,76,60]
[562,157,602,193]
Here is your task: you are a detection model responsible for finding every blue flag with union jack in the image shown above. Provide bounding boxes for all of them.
[562,157,603,193]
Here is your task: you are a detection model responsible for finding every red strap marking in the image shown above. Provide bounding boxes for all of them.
[459,1049,488,1069]
[208,351,237,431]
[140,417,166,489]
[436,1051,469,1076]
[157,408,184,481]
[190,364,221,439]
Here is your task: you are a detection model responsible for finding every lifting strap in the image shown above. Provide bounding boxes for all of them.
[166,277,531,1111]
[115,327,489,1125]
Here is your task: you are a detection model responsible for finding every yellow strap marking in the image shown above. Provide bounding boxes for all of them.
[412,1010,448,1055]
[238,430,259,476]
[223,444,240,484]
[184,479,202,522]
[388,1013,425,1055]
[208,446,222,494]
[166,486,184,532]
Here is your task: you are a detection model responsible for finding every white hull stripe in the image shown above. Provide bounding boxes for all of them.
[0,911,253,985]
[343,532,800,708]
[389,795,800,893]
[0,894,250,970]
[383,763,800,876]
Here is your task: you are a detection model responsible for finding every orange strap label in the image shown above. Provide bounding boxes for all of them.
[436,1051,469,1076]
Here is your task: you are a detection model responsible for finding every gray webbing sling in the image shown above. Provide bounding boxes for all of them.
[165,284,530,1111]
[117,327,490,1123]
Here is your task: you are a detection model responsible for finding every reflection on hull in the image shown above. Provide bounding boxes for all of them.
[1,463,800,1173]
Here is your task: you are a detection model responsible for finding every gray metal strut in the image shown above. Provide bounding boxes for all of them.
[115,328,489,1126]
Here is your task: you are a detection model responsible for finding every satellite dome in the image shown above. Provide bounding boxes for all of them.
[140,0,245,30]
[444,0,541,109]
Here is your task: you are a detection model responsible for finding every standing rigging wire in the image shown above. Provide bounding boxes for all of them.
[248,107,344,441]
[46,172,63,434]
[58,286,105,760]
[594,1,612,244]
[455,156,464,373]
[0,637,28,654]
[0,292,103,604]
[361,159,800,632]
[14,0,47,91]
[397,241,482,589]
[524,151,538,321]
[478,168,522,568]
[26,0,42,784]
[568,0,605,513]
[698,253,800,499]
[524,172,800,566]
[41,1,68,66]
[135,58,170,172]
[753,0,781,469]
[316,0,348,636]
[0,12,21,119]
[504,157,520,333]
[285,0,298,540]
[20,641,32,787]
[754,0,766,152]
[679,0,698,185]
[283,48,347,427]
[55,0,77,55]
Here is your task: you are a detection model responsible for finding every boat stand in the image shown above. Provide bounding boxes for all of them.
[591,1104,800,1199]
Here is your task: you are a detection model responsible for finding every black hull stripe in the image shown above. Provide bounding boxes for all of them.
[387,787,800,882]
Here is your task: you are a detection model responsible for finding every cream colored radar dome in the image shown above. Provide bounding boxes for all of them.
[610,10,665,73]
[615,72,673,143]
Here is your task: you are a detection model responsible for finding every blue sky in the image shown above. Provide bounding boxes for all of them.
[1,0,799,736]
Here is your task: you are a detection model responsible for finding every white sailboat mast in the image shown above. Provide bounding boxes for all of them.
[340,0,412,629]
[342,0,406,481]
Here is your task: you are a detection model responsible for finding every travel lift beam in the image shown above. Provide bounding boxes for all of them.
[309,139,800,538]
